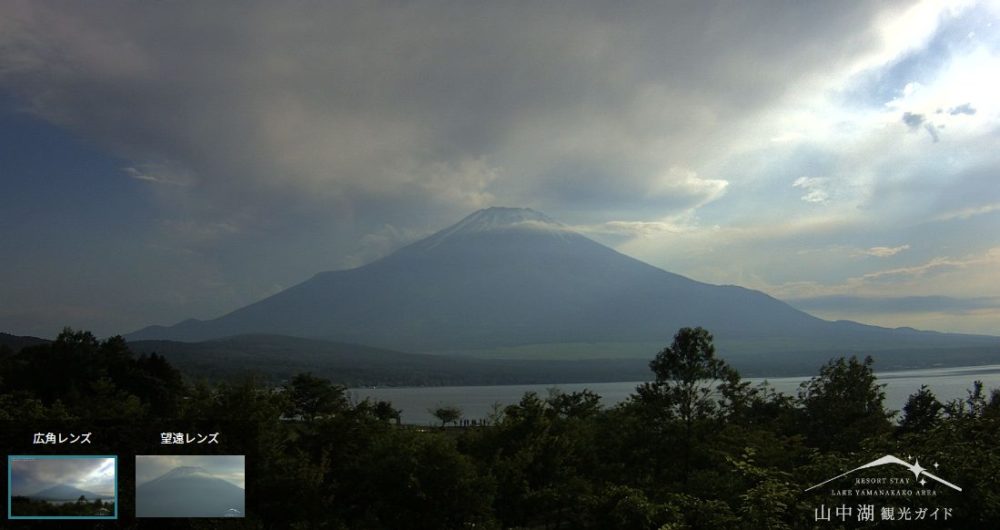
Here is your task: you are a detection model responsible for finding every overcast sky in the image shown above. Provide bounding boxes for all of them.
[1,1,998,337]
[10,457,116,498]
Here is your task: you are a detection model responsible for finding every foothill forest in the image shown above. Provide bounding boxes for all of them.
[2,327,998,529]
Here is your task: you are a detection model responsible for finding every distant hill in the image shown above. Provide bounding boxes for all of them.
[0,332,49,353]
[128,207,1000,366]
[129,334,1000,384]
[136,466,244,518]
[3,330,997,385]
[129,334,654,386]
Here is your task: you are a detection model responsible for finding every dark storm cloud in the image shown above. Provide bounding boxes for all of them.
[949,103,977,115]
[0,0,911,225]
[901,112,938,142]
[10,457,116,497]
[902,112,926,129]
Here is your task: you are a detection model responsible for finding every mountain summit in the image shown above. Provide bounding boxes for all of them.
[433,207,562,235]
[405,207,571,253]
[136,466,244,518]
[129,208,997,358]
[150,466,213,482]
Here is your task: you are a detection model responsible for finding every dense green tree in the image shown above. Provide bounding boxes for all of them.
[632,327,740,484]
[797,355,893,451]
[727,448,802,530]
[900,384,943,434]
[355,431,495,529]
[641,327,738,425]
[430,404,463,427]
[547,387,602,419]
[355,398,402,424]
[131,351,186,415]
[284,372,349,421]
[460,390,607,528]
[585,485,662,530]
[0,328,186,419]
[944,380,1000,420]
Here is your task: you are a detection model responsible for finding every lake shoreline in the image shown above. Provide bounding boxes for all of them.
[351,363,1000,425]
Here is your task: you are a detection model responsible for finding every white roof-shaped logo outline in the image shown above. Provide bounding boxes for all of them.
[805,454,962,492]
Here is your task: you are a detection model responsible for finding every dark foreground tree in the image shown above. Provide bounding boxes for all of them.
[639,326,738,425]
[6,327,1000,529]
[431,404,463,427]
[797,355,892,451]
[633,327,740,484]
[900,384,943,434]
[284,372,349,421]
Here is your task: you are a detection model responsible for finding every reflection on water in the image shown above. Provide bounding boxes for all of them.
[352,364,1000,425]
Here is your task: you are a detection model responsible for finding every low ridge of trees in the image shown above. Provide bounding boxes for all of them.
[1,327,998,528]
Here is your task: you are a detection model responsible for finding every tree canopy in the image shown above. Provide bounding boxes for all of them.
[430,404,463,427]
[2,327,998,528]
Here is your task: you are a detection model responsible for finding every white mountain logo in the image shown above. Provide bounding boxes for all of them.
[805,455,962,492]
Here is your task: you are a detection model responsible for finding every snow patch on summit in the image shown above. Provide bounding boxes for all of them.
[141,466,215,486]
[161,466,211,478]
[413,207,574,250]
[451,207,561,233]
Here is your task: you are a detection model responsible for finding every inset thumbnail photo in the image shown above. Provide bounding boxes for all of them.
[8,455,117,520]
[135,455,245,518]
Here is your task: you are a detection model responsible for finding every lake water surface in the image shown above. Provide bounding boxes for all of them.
[350,364,1000,425]
[43,498,115,505]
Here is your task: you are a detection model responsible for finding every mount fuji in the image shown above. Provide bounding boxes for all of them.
[29,484,109,501]
[128,207,998,360]
[135,466,244,518]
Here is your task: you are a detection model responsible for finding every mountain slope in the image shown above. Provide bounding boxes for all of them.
[136,466,244,518]
[29,484,107,501]
[128,207,999,358]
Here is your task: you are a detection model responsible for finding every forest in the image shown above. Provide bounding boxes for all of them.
[9,496,115,518]
[1,327,999,529]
